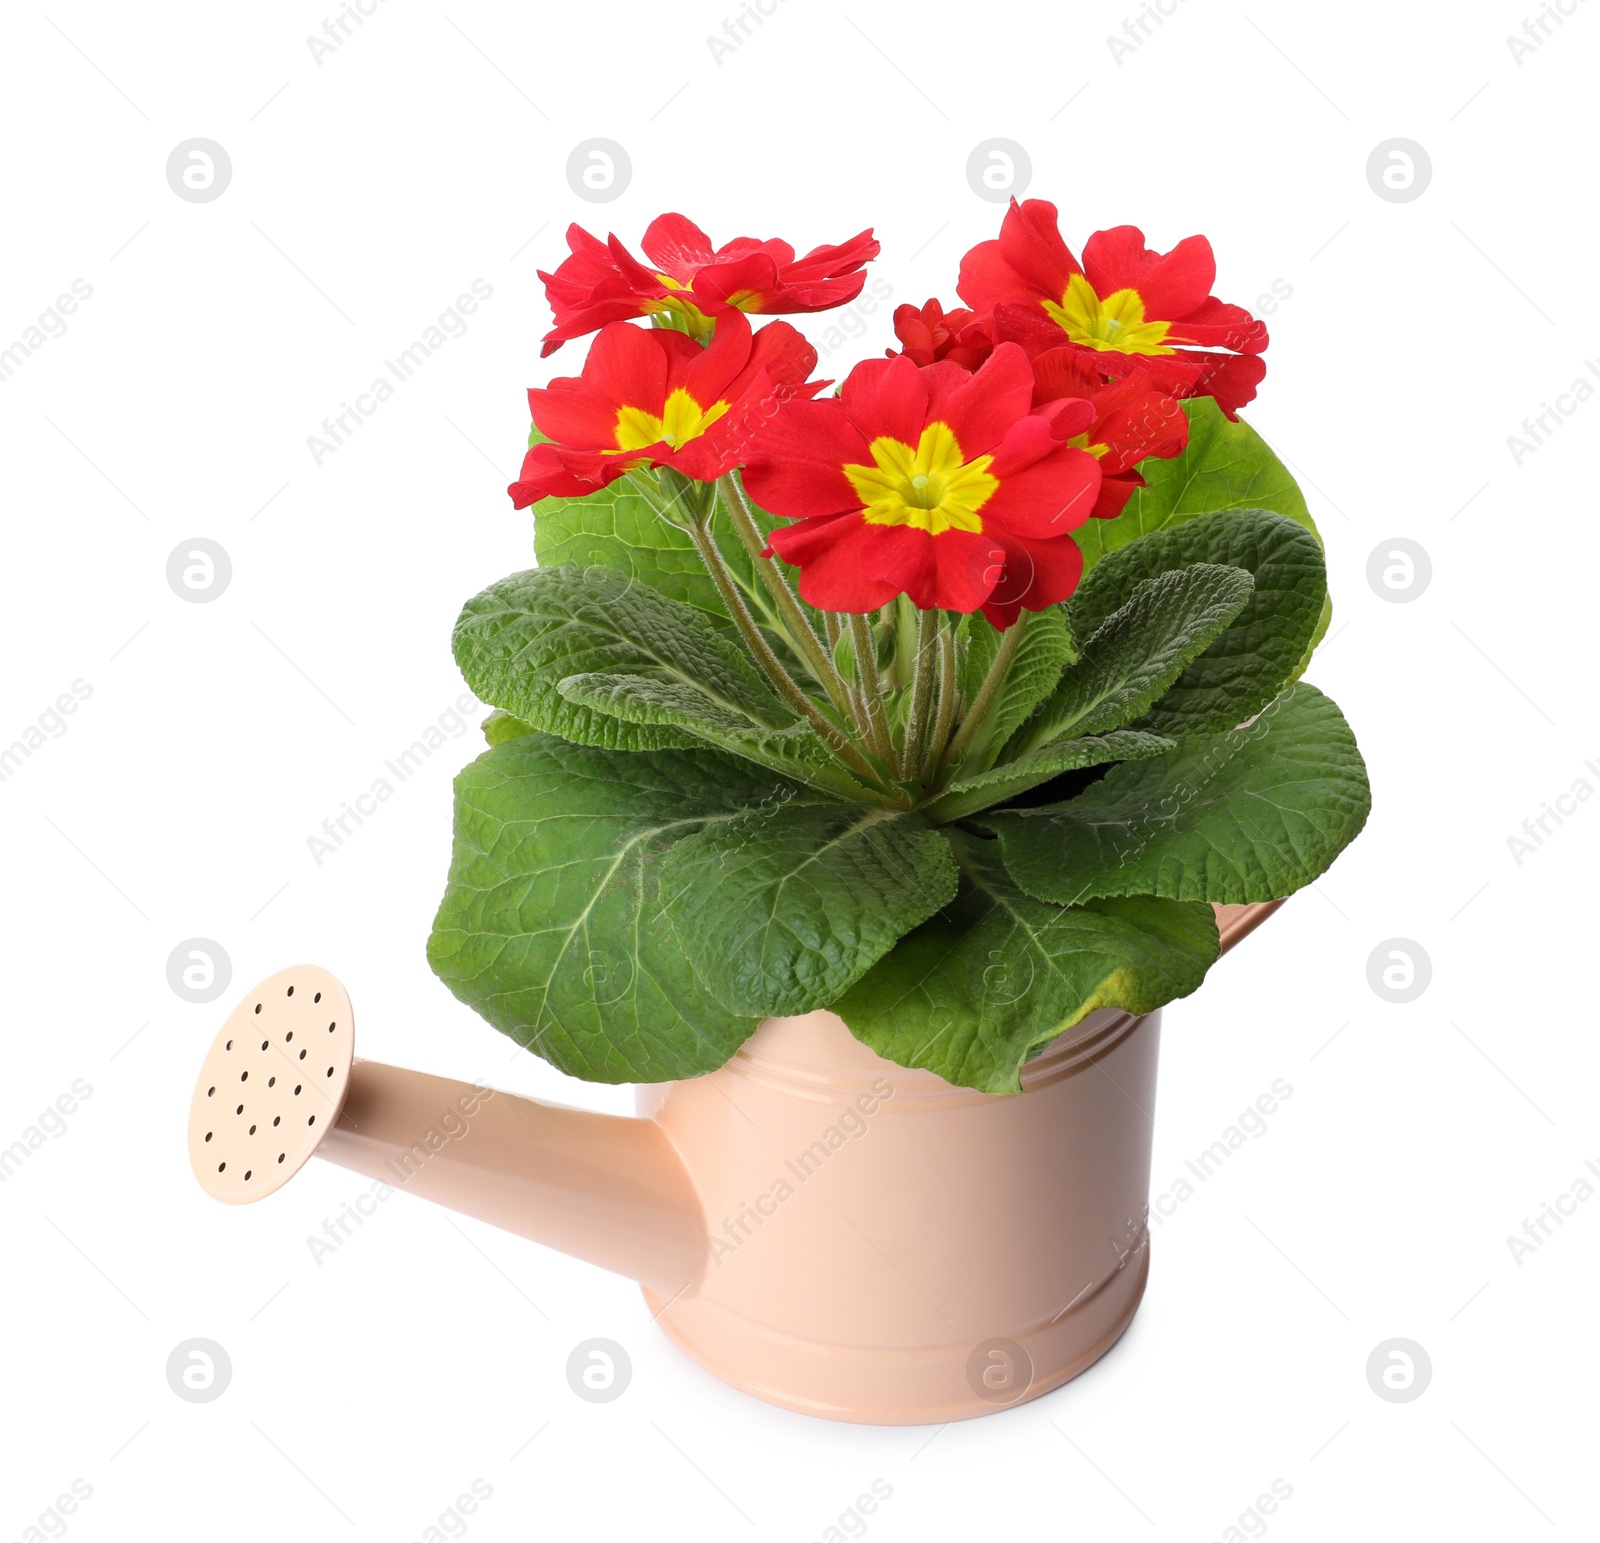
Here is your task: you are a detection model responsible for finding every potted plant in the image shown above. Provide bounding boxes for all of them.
[418,201,1370,1419]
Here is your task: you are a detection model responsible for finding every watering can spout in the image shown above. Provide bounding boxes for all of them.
[185,965,706,1294]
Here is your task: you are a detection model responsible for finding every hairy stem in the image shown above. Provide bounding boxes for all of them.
[923,617,960,781]
[848,612,898,773]
[684,520,884,787]
[714,474,858,723]
[901,607,939,782]
[942,610,1028,772]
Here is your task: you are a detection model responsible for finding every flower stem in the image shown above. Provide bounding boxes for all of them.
[848,612,898,772]
[923,617,960,781]
[683,519,885,787]
[901,607,939,781]
[714,474,858,722]
[942,611,1028,772]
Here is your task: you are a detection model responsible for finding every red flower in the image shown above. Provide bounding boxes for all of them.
[509,311,818,508]
[742,344,1103,628]
[958,199,1268,417]
[540,214,879,357]
[889,299,993,370]
[1029,349,1188,520]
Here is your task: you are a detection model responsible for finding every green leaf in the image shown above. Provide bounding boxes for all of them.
[1012,563,1254,757]
[452,564,791,752]
[530,468,823,680]
[481,708,536,746]
[427,734,797,1082]
[954,607,1076,773]
[834,832,1220,1094]
[658,804,959,1016]
[557,672,873,800]
[532,475,733,629]
[985,683,1371,907]
[1067,510,1326,737]
[1073,398,1316,568]
[920,730,1175,826]
[1072,398,1330,672]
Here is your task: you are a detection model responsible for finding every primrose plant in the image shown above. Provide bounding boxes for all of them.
[426,202,1370,1095]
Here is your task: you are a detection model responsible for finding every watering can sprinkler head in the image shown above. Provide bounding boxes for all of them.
[186,963,709,1293]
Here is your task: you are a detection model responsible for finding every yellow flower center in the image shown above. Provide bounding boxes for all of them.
[613,388,729,451]
[1042,273,1174,356]
[845,422,998,535]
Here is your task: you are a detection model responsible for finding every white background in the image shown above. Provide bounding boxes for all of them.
[2,1,1595,1538]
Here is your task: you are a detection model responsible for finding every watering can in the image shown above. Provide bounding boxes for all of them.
[188,901,1281,1423]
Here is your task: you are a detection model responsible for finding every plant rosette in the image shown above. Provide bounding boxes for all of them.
[427,203,1370,1096]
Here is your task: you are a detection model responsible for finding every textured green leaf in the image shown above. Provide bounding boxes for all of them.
[986,683,1371,907]
[1067,510,1326,737]
[921,730,1174,826]
[954,607,1076,773]
[659,804,959,1016]
[452,565,791,752]
[531,468,823,679]
[1013,563,1254,758]
[427,734,796,1082]
[532,475,731,627]
[1073,398,1316,567]
[835,832,1220,1094]
[1072,398,1330,671]
[557,672,872,800]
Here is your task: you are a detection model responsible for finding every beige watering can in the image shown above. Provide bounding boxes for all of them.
[188,901,1281,1424]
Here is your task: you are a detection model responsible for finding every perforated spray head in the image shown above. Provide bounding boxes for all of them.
[187,965,355,1203]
